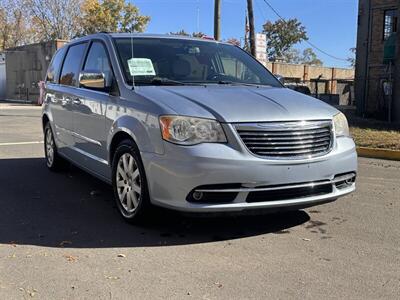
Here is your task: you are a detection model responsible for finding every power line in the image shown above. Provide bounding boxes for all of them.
[260,0,349,62]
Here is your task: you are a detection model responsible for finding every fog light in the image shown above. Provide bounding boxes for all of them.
[192,191,203,201]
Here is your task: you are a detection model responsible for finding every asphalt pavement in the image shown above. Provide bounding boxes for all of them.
[0,104,399,299]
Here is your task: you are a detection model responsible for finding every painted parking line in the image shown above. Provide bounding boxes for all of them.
[0,141,43,146]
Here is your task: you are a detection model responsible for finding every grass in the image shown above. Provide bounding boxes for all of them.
[350,127,400,150]
[343,109,400,151]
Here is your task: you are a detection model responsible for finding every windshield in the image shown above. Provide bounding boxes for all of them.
[113,37,282,87]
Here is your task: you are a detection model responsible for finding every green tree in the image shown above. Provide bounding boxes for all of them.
[282,48,301,64]
[169,30,206,38]
[192,32,206,38]
[301,48,323,66]
[81,0,150,34]
[262,18,308,60]
[170,29,190,36]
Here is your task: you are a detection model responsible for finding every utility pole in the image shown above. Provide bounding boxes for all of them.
[247,0,256,56]
[214,0,221,40]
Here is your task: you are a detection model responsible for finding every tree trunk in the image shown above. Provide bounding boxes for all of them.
[214,0,221,40]
[247,0,256,56]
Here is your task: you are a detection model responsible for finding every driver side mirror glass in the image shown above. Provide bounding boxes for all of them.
[79,70,106,91]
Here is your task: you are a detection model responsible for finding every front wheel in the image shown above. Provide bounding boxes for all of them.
[112,140,152,223]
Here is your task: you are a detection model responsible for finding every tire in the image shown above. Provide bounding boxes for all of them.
[44,122,66,171]
[111,139,152,223]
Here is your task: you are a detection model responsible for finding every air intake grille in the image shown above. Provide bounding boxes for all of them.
[235,121,333,159]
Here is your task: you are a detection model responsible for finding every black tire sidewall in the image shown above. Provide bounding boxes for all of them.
[111,140,150,222]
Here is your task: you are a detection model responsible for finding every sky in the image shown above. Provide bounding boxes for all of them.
[132,0,358,68]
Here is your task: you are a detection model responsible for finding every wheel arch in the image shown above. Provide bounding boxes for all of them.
[108,130,137,166]
[42,114,50,131]
[107,114,164,166]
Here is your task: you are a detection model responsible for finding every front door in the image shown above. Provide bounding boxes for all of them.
[72,41,116,179]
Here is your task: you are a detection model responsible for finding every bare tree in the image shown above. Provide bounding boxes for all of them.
[23,0,84,41]
[0,0,32,50]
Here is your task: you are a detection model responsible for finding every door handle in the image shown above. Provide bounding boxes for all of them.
[72,98,81,105]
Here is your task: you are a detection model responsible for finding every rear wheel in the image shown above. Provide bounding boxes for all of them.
[112,139,152,223]
[44,122,65,171]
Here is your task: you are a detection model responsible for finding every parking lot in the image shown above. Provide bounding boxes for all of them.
[0,104,399,299]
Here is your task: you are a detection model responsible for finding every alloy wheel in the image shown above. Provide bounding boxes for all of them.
[45,128,55,167]
[116,153,142,213]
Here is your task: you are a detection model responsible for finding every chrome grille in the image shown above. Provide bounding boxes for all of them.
[235,121,333,159]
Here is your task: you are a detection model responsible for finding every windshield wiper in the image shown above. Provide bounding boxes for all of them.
[133,77,186,86]
[216,80,263,87]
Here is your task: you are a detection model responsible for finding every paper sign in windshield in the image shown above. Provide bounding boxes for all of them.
[127,58,156,76]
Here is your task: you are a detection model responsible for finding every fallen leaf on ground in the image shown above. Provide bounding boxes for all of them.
[302,238,311,242]
[117,254,126,258]
[63,255,78,262]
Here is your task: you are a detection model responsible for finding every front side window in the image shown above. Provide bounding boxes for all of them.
[83,41,113,86]
[384,9,398,40]
[60,43,87,86]
[113,37,281,87]
[46,47,67,83]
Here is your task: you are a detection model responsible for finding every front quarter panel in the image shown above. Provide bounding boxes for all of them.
[106,103,164,162]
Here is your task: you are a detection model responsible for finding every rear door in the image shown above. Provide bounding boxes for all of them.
[45,47,68,148]
[51,42,88,155]
[71,40,118,178]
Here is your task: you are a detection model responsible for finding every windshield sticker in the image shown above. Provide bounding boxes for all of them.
[127,58,156,76]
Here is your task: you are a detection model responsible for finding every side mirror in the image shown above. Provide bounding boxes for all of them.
[274,74,285,86]
[79,70,106,91]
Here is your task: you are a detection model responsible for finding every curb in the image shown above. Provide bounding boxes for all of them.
[357,147,400,161]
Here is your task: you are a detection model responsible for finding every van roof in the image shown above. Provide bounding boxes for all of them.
[72,32,228,45]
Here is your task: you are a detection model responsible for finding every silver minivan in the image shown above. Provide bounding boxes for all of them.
[42,33,357,223]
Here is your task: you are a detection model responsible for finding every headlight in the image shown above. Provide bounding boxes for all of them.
[333,112,350,137]
[159,115,227,145]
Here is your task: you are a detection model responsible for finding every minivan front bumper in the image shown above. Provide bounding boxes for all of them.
[141,132,357,213]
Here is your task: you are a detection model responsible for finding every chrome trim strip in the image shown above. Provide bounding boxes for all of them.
[54,124,102,146]
[234,120,334,160]
[72,131,102,146]
[71,146,109,165]
[236,120,332,131]
[195,173,356,193]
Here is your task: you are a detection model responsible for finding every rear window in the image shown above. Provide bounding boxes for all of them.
[59,43,87,86]
[46,47,67,83]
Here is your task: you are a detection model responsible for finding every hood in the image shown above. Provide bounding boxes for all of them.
[136,85,338,122]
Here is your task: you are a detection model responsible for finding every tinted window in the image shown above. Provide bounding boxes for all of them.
[60,43,87,86]
[83,42,113,86]
[46,47,67,83]
[113,38,281,87]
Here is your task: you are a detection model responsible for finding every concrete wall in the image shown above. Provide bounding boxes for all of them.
[264,61,355,105]
[5,40,67,103]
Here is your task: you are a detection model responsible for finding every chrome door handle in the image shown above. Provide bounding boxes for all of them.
[72,98,81,105]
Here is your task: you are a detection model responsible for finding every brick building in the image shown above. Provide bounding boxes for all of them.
[355,0,399,121]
